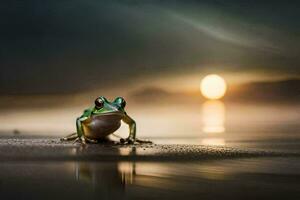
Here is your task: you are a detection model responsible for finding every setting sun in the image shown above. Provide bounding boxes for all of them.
[200,74,227,100]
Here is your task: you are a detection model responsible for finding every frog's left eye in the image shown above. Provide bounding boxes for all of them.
[114,97,126,108]
[95,98,104,108]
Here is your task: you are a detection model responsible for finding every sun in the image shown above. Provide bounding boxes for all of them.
[200,74,227,100]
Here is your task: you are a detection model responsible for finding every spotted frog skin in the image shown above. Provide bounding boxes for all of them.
[61,96,148,144]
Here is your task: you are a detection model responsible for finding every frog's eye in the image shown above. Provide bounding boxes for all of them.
[114,97,126,108]
[95,98,104,108]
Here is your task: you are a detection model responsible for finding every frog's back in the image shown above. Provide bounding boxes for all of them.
[82,114,123,140]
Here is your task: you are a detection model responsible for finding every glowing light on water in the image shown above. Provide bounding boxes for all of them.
[201,138,225,146]
[202,100,225,133]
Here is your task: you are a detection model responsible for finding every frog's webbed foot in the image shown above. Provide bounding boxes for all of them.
[61,133,88,145]
[76,136,113,144]
[120,137,134,144]
[72,137,81,144]
[71,136,87,145]
[120,137,152,145]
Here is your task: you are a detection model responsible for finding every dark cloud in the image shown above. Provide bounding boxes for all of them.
[0,0,299,94]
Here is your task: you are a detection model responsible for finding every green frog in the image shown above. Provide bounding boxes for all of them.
[61,96,150,144]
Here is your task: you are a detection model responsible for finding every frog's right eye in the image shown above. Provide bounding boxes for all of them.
[95,98,104,108]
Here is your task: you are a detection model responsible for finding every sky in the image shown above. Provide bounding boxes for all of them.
[0,0,299,95]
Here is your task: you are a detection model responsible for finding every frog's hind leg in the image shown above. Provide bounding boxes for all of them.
[60,133,78,141]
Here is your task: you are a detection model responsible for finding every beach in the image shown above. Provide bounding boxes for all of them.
[0,137,300,200]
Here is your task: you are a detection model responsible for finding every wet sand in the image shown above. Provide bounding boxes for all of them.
[0,137,300,199]
[0,137,298,161]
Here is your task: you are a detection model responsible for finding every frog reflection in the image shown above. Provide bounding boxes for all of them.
[74,148,136,198]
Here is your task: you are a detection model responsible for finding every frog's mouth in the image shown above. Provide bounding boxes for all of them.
[87,110,124,124]
[99,110,125,116]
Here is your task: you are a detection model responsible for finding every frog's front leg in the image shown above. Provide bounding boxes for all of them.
[75,116,89,144]
[121,113,136,144]
[122,114,152,144]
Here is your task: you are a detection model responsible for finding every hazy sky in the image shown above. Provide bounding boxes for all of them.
[1,0,299,94]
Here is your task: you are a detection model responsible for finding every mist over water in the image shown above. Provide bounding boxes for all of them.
[1,101,299,152]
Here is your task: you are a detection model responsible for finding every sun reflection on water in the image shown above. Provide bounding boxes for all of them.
[202,100,225,133]
[201,100,226,146]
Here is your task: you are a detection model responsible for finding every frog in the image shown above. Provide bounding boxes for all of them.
[61,96,150,144]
